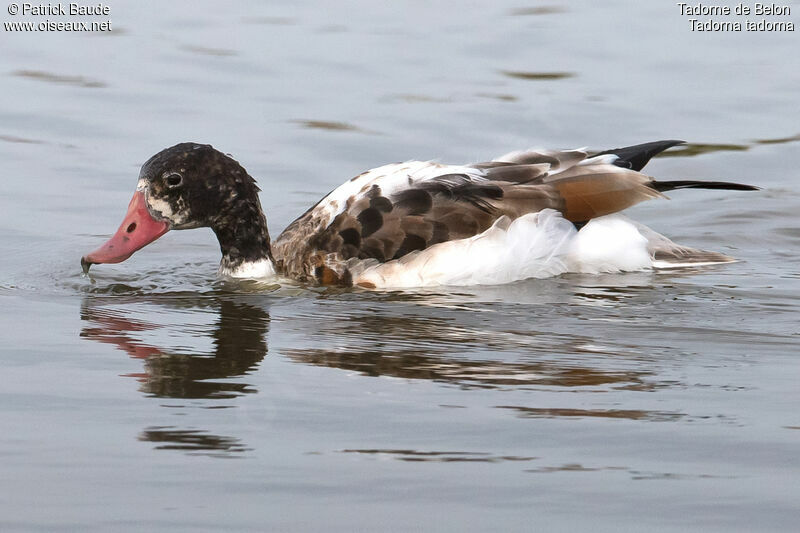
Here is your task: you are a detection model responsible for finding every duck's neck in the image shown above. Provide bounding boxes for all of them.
[211,202,276,278]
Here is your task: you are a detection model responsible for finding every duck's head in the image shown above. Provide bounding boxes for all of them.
[82,143,270,273]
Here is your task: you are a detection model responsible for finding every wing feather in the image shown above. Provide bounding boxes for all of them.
[272,142,716,285]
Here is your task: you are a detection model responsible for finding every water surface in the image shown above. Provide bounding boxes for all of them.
[1,1,799,531]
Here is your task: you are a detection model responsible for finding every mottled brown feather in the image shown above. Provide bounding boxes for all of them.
[272,149,681,284]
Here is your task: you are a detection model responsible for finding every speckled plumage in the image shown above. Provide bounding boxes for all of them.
[270,140,712,286]
[137,143,274,273]
[84,140,759,287]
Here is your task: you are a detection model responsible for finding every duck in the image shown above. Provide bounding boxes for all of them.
[81,140,758,289]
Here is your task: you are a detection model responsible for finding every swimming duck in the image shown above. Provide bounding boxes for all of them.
[81,140,757,288]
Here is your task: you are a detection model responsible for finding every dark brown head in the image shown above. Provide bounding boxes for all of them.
[82,143,271,272]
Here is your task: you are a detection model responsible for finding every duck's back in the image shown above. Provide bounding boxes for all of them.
[271,141,751,288]
[273,141,659,285]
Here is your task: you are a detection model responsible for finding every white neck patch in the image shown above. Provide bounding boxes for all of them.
[218,258,277,280]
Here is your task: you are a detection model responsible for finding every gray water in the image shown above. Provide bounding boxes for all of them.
[1,1,799,531]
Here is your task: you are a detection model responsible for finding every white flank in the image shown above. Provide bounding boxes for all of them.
[353,211,681,289]
[354,210,570,288]
[219,258,277,279]
[565,216,652,273]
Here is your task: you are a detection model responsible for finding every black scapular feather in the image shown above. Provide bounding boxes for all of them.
[595,140,685,171]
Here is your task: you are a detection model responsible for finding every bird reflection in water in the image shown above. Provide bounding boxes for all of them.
[282,304,660,391]
[80,295,270,456]
[80,277,687,456]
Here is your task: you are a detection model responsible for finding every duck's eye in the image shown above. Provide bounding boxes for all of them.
[165,173,183,188]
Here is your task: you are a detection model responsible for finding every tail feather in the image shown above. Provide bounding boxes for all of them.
[594,140,760,191]
[625,216,738,268]
[652,247,736,268]
[651,180,760,192]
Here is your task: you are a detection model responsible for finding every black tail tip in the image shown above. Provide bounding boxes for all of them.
[595,140,686,172]
[652,180,761,192]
